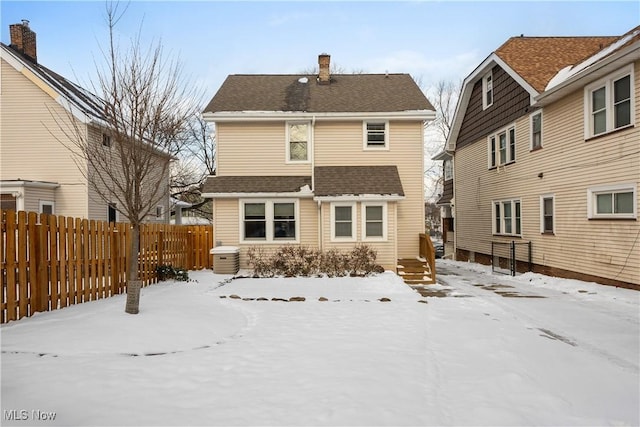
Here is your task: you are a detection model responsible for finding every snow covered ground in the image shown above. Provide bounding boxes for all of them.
[1,260,638,426]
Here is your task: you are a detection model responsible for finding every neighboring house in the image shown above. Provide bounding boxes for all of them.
[445,26,640,288]
[432,150,454,257]
[202,54,435,271]
[0,21,170,222]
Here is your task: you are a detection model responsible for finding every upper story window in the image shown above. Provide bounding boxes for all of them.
[530,111,542,150]
[102,133,111,148]
[286,122,310,162]
[482,71,493,110]
[584,65,634,139]
[444,159,453,181]
[488,124,516,168]
[363,121,388,150]
[587,183,636,220]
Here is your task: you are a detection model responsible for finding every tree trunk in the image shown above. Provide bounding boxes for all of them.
[125,223,141,314]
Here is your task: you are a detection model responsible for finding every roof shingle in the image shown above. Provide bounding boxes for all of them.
[204,74,434,114]
[314,166,404,197]
[202,176,311,194]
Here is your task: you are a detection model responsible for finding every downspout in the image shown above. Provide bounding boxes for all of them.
[311,116,323,251]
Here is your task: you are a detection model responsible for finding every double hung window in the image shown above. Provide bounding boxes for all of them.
[488,125,516,168]
[287,122,310,162]
[242,200,298,242]
[585,66,633,138]
[493,199,521,236]
[363,121,388,149]
[530,111,542,150]
[540,195,554,234]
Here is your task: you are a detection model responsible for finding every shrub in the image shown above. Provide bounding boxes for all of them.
[246,245,382,278]
[155,264,190,282]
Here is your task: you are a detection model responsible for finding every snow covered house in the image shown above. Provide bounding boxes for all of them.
[202,54,436,272]
[445,26,640,288]
[0,21,171,222]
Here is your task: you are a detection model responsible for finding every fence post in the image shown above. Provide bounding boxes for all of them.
[510,240,516,276]
[34,219,49,313]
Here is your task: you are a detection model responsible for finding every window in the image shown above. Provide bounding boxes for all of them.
[156,206,164,220]
[482,71,493,109]
[444,159,453,181]
[363,121,388,149]
[488,125,516,168]
[273,202,296,240]
[286,122,309,162]
[1,194,17,210]
[108,203,117,223]
[241,200,299,242]
[531,111,542,150]
[331,203,356,241]
[587,184,636,219]
[540,195,554,234]
[39,201,54,215]
[493,199,522,236]
[243,203,266,240]
[585,66,634,138]
[102,133,111,147]
[362,203,387,240]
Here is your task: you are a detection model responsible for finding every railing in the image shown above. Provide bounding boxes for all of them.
[1,209,213,323]
[491,240,532,276]
[419,233,436,283]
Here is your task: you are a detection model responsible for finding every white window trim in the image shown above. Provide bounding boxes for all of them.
[539,194,555,234]
[492,198,522,236]
[239,199,300,244]
[39,200,55,215]
[361,202,388,241]
[583,64,634,139]
[285,121,311,164]
[362,121,389,150]
[330,202,357,242]
[530,110,543,151]
[482,71,493,110]
[587,183,637,219]
[487,123,516,168]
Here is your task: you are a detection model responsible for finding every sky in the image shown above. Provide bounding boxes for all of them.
[1,1,638,103]
[2,262,638,425]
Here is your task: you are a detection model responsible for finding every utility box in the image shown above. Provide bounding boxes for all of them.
[210,246,240,274]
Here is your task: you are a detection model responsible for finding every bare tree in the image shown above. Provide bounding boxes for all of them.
[170,114,216,219]
[423,79,461,201]
[53,2,201,314]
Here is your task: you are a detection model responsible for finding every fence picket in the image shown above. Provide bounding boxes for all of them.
[1,209,213,323]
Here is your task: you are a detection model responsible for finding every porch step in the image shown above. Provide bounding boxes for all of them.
[397,257,435,285]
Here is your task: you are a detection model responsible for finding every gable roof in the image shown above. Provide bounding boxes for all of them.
[203,73,434,120]
[1,42,106,125]
[314,166,404,199]
[447,25,639,151]
[494,36,618,93]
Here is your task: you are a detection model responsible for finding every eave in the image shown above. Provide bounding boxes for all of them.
[202,110,436,123]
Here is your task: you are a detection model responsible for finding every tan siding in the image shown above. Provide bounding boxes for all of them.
[1,58,89,218]
[212,198,318,269]
[23,187,56,213]
[217,122,311,176]
[455,60,640,285]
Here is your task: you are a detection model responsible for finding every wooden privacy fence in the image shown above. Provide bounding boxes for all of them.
[0,209,213,323]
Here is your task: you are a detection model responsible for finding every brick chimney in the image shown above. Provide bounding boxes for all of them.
[318,53,330,85]
[10,20,37,62]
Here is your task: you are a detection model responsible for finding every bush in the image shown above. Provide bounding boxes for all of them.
[155,264,190,282]
[247,245,382,278]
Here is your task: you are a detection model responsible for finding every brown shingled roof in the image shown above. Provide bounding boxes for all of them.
[202,176,311,194]
[495,36,618,92]
[204,74,434,113]
[314,166,404,197]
